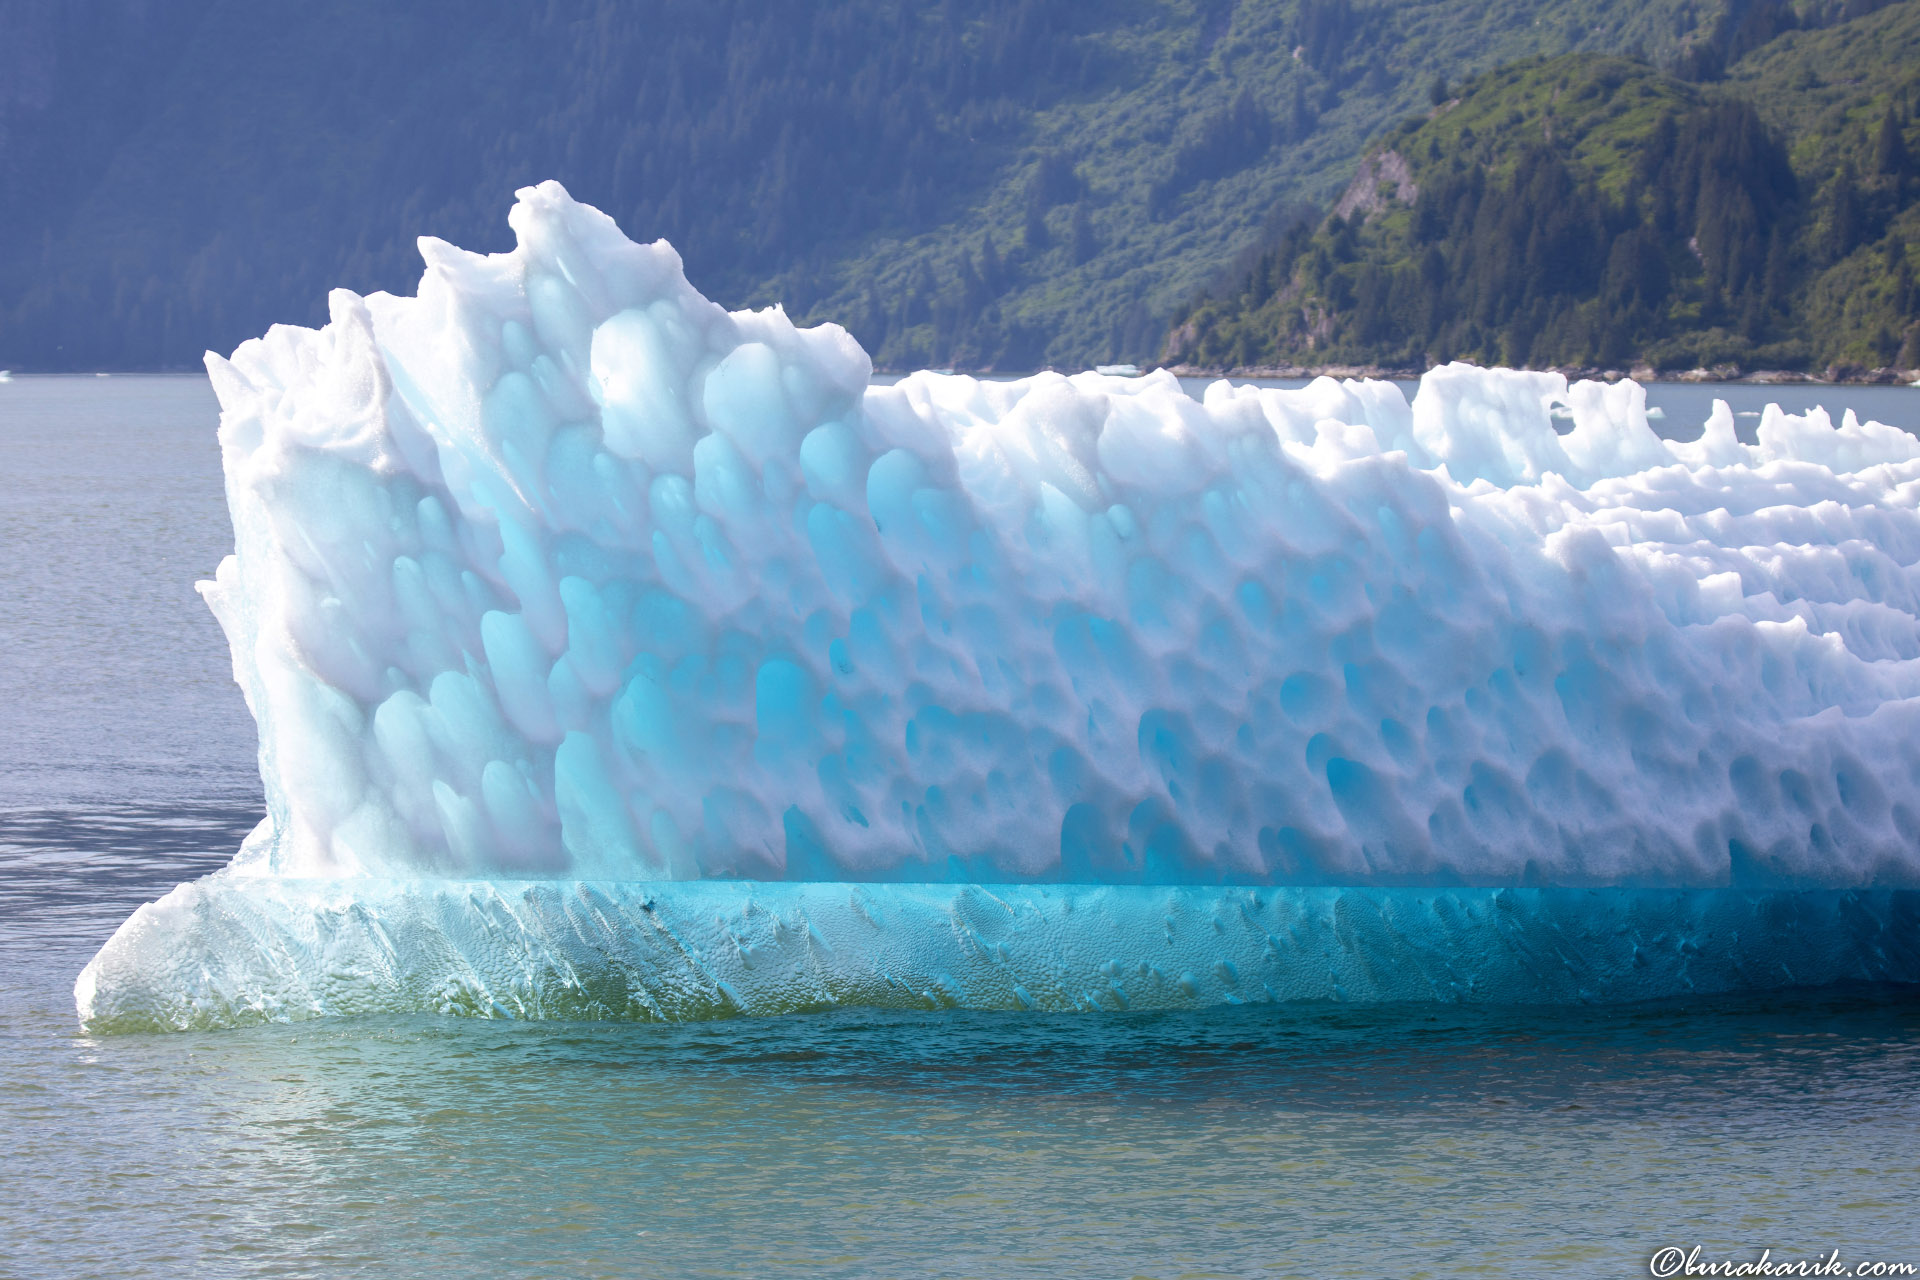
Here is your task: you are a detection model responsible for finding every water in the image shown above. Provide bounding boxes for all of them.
[0,374,257,806]
[5,375,1920,1277]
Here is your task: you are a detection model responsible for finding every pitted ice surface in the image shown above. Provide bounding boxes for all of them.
[198,183,1920,891]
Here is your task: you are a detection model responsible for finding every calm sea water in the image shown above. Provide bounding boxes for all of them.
[4,374,1920,1279]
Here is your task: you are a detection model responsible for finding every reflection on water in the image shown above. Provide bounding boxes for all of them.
[4,805,1919,1278]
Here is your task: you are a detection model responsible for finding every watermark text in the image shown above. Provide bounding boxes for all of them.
[1650,1247,1917,1278]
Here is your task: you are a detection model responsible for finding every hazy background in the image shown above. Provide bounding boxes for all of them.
[0,0,1913,372]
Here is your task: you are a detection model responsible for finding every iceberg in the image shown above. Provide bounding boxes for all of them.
[79,182,1920,1030]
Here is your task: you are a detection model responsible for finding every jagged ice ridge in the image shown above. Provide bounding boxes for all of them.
[78,182,1920,1030]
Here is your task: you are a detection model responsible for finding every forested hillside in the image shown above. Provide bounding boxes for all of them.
[1165,0,1920,375]
[0,0,1770,372]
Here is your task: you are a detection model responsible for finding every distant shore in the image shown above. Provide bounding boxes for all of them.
[870,363,1920,385]
[1160,362,1920,387]
[15,363,1917,388]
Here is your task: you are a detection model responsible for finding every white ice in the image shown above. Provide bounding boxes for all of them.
[197,181,1920,891]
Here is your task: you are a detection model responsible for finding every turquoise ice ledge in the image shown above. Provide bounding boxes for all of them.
[77,878,1920,1032]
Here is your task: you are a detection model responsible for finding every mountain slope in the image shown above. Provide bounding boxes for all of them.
[1165,2,1920,375]
[0,0,1729,372]
[1724,0,1920,367]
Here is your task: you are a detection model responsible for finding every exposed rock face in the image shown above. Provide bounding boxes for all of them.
[1333,149,1418,223]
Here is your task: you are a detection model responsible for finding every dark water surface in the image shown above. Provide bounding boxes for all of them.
[4,376,1920,1278]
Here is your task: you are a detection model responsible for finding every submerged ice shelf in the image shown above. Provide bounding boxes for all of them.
[76,878,1920,1032]
[79,183,1920,1030]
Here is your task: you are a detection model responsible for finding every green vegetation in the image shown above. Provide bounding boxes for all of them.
[0,0,1766,372]
[1167,3,1920,375]
[1727,1,1920,367]
[803,0,1716,369]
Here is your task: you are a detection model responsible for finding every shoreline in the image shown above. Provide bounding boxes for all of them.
[1157,362,1920,387]
[9,363,1918,388]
